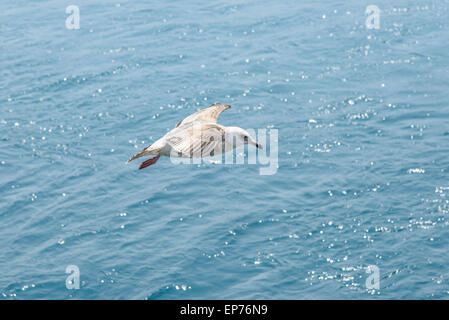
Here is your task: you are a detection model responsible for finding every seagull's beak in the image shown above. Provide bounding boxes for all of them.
[245,134,262,149]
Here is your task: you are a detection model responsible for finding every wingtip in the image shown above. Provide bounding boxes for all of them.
[213,102,231,109]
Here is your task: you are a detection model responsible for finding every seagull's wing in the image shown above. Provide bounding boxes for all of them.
[175,103,231,128]
[167,124,224,158]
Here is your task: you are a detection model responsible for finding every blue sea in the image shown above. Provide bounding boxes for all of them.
[1,0,449,299]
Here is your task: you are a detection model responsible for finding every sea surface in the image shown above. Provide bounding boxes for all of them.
[1,0,449,299]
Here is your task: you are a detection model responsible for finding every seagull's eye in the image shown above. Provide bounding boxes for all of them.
[243,136,248,142]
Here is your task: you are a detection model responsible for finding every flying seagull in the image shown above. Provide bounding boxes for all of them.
[127,103,262,169]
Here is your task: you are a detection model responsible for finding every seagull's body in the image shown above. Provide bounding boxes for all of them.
[127,103,261,169]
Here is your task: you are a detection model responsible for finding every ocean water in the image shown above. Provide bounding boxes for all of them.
[1,0,449,299]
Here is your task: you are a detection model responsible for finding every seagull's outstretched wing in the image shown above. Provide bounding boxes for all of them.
[167,124,225,158]
[175,103,231,128]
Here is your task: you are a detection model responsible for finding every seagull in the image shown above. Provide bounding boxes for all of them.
[127,103,262,169]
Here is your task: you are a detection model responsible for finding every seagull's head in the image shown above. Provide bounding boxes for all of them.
[226,127,263,150]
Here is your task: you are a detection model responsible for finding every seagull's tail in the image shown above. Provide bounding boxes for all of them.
[127,145,152,163]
